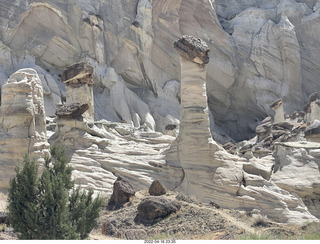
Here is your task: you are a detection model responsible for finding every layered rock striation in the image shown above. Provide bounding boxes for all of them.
[0,68,49,189]
[61,62,94,122]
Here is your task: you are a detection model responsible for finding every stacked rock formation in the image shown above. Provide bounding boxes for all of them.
[0,68,49,189]
[173,36,222,198]
[270,99,284,123]
[61,62,94,122]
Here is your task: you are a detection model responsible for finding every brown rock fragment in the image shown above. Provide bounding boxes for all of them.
[149,180,166,196]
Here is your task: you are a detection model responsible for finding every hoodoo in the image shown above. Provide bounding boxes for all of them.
[174,35,222,198]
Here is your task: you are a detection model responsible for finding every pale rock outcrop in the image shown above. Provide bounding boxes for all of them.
[0,68,49,189]
[49,119,184,197]
[272,141,320,218]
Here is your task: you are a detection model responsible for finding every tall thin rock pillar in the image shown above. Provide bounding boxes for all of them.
[174,35,221,200]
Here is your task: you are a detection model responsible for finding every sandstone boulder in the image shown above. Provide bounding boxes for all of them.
[149,180,166,196]
[108,177,136,209]
[137,196,181,222]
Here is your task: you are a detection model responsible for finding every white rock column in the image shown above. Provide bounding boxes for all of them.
[269,98,284,123]
[174,35,222,199]
[61,62,94,122]
[0,68,49,189]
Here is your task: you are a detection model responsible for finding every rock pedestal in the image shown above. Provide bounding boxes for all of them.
[270,98,284,123]
[173,36,221,199]
[0,68,49,189]
[61,62,94,122]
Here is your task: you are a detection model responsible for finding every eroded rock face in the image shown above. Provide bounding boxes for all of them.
[61,62,94,122]
[272,141,320,218]
[0,68,49,189]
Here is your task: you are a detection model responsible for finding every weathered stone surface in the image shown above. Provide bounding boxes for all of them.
[137,196,181,221]
[101,220,121,238]
[0,68,50,189]
[305,120,320,142]
[149,180,166,196]
[270,99,284,123]
[61,62,94,122]
[174,35,210,66]
[108,177,136,209]
[55,103,89,119]
[123,229,147,240]
[272,142,320,218]
[61,62,94,88]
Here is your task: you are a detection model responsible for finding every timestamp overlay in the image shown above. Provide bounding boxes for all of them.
[144,240,177,244]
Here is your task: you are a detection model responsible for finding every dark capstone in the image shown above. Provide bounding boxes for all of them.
[149,180,166,196]
[108,177,135,210]
[269,98,283,109]
[55,102,89,119]
[174,35,210,66]
[137,196,181,222]
[61,61,94,88]
[308,92,319,104]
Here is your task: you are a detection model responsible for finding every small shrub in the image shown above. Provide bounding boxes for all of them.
[252,215,271,227]
[7,145,103,240]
